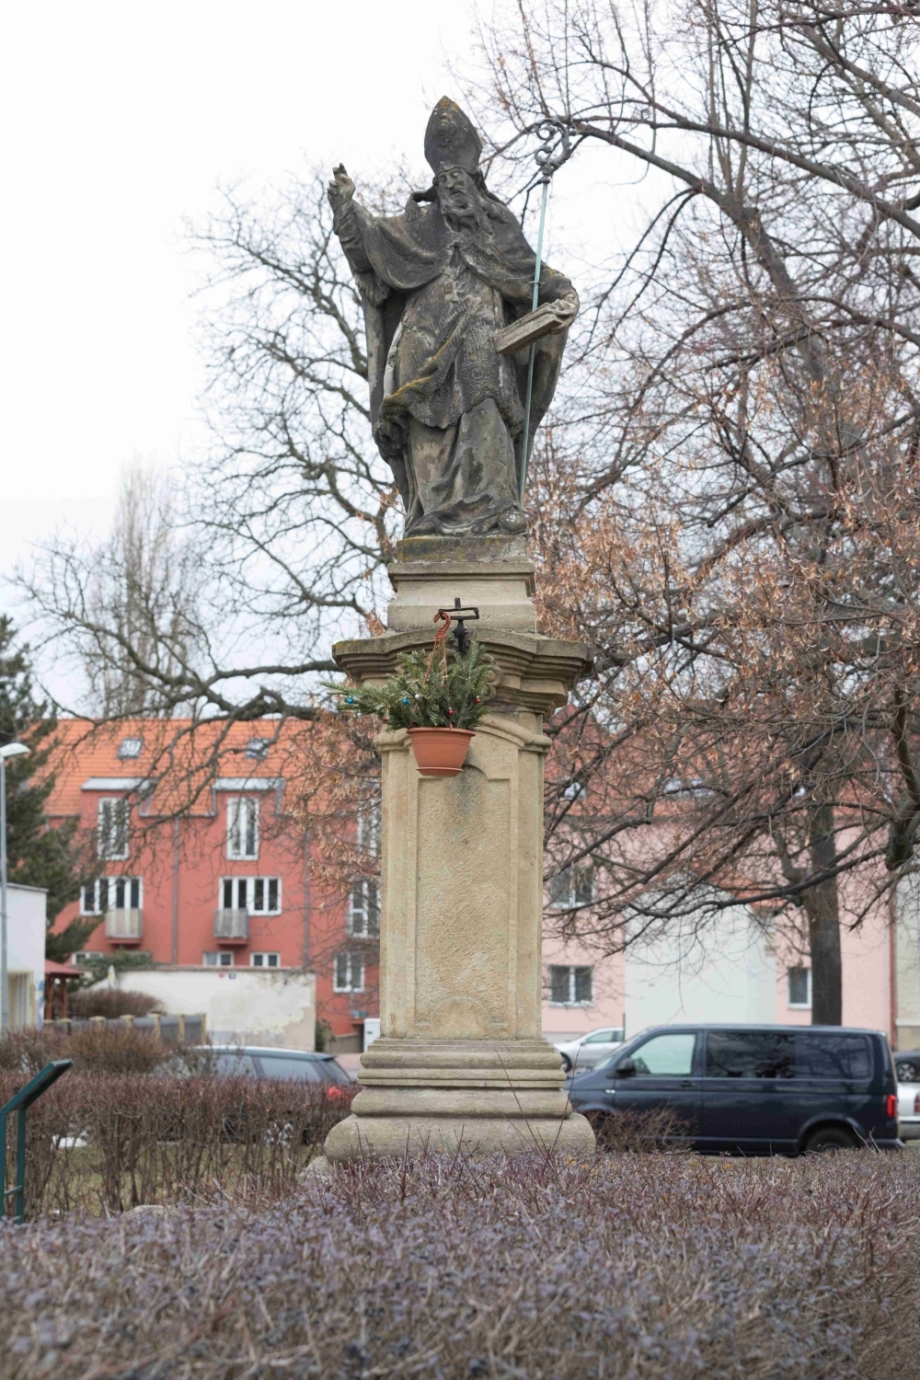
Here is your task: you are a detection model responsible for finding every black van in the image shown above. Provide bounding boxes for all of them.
[565,1024,902,1153]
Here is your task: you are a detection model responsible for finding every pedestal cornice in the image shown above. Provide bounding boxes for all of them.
[333,629,592,715]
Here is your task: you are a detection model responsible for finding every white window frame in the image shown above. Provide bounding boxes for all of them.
[219,876,281,914]
[787,966,812,1009]
[81,876,142,915]
[203,951,234,967]
[333,951,365,993]
[97,797,129,860]
[226,797,260,860]
[547,964,594,1007]
[117,736,143,760]
[250,952,281,968]
[348,878,380,938]
[548,864,594,910]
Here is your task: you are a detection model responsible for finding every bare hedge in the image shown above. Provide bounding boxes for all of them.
[0,1025,173,1075]
[68,988,165,1020]
[2,1151,918,1378]
[1,1057,355,1215]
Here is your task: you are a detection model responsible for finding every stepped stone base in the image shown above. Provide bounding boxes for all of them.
[323,1037,594,1161]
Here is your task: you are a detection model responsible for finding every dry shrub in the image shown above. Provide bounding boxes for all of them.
[1,1151,918,1378]
[587,1104,689,1152]
[65,1024,169,1074]
[68,988,164,1019]
[0,1029,51,1074]
[0,1068,355,1216]
[0,1025,168,1075]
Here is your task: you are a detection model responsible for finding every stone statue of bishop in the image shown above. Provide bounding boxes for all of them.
[329,97,578,539]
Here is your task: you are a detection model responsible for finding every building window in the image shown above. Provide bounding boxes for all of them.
[97,798,129,860]
[357,806,381,857]
[548,865,594,910]
[334,951,365,993]
[220,876,281,914]
[81,876,142,915]
[227,797,259,859]
[250,952,280,968]
[245,737,270,759]
[117,737,143,759]
[348,879,380,938]
[788,966,812,1009]
[203,951,234,967]
[548,965,593,1006]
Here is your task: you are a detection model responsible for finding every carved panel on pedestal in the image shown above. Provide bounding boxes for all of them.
[414,766,511,1037]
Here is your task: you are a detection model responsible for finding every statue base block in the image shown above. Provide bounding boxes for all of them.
[325,1038,594,1160]
[387,536,537,634]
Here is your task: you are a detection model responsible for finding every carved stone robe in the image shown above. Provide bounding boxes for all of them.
[334,192,576,536]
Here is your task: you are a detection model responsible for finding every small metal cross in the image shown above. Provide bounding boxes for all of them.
[437,597,480,656]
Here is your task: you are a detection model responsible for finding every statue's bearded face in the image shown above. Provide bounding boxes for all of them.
[437,167,488,233]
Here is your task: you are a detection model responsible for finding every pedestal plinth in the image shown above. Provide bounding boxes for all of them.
[322,537,595,1160]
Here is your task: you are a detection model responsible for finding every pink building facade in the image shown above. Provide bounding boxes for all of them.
[542,888,899,1045]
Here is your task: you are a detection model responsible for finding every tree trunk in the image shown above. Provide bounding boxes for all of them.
[804,803,843,1025]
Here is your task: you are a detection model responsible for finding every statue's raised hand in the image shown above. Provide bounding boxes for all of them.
[328,164,355,210]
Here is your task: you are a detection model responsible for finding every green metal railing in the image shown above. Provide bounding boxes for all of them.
[0,1059,72,1223]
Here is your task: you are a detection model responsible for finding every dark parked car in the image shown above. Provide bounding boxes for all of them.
[893,1049,920,1083]
[566,1024,902,1154]
[183,1046,353,1146]
[199,1045,352,1095]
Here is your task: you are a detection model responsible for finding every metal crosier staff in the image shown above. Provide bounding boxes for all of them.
[519,119,572,505]
[1,742,31,1035]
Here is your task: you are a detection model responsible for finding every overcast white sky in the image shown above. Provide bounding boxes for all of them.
[0,0,485,589]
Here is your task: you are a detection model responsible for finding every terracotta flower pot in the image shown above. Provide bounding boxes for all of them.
[407,727,474,777]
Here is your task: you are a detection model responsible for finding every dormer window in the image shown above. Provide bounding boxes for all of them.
[227,797,259,859]
[118,737,143,760]
[98,798,129,860]
[245,738,270,760]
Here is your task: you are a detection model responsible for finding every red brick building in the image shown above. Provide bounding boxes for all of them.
[45,719,379,1048]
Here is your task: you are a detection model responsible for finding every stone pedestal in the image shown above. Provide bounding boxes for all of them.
[322,537,595,1160]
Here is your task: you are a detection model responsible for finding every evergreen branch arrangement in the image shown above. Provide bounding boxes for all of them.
[326,637,496,731]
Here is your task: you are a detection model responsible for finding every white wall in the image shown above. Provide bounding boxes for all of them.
[4,884,47,1027]
[624,904,775,1038]
[111,966,316,1049]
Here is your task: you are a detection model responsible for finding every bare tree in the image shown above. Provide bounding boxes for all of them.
[79,464,202,716]
[18,178,396,728]
[469,0,920,1021]
[15,177,409,843]
[187,174,406,643]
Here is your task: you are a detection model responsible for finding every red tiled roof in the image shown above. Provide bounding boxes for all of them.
[42,717,311,817]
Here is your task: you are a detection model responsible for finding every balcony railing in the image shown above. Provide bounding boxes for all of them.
[104,908,143,943]
[214,908,249,943]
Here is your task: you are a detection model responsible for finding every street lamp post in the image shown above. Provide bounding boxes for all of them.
[1,743,31,1036]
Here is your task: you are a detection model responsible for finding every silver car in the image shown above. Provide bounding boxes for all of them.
[898,1082,920,1141]
[894,1049,920,1083]
[554,1027,625,1073]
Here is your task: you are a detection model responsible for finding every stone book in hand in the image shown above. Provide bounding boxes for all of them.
[493,301,565,357]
